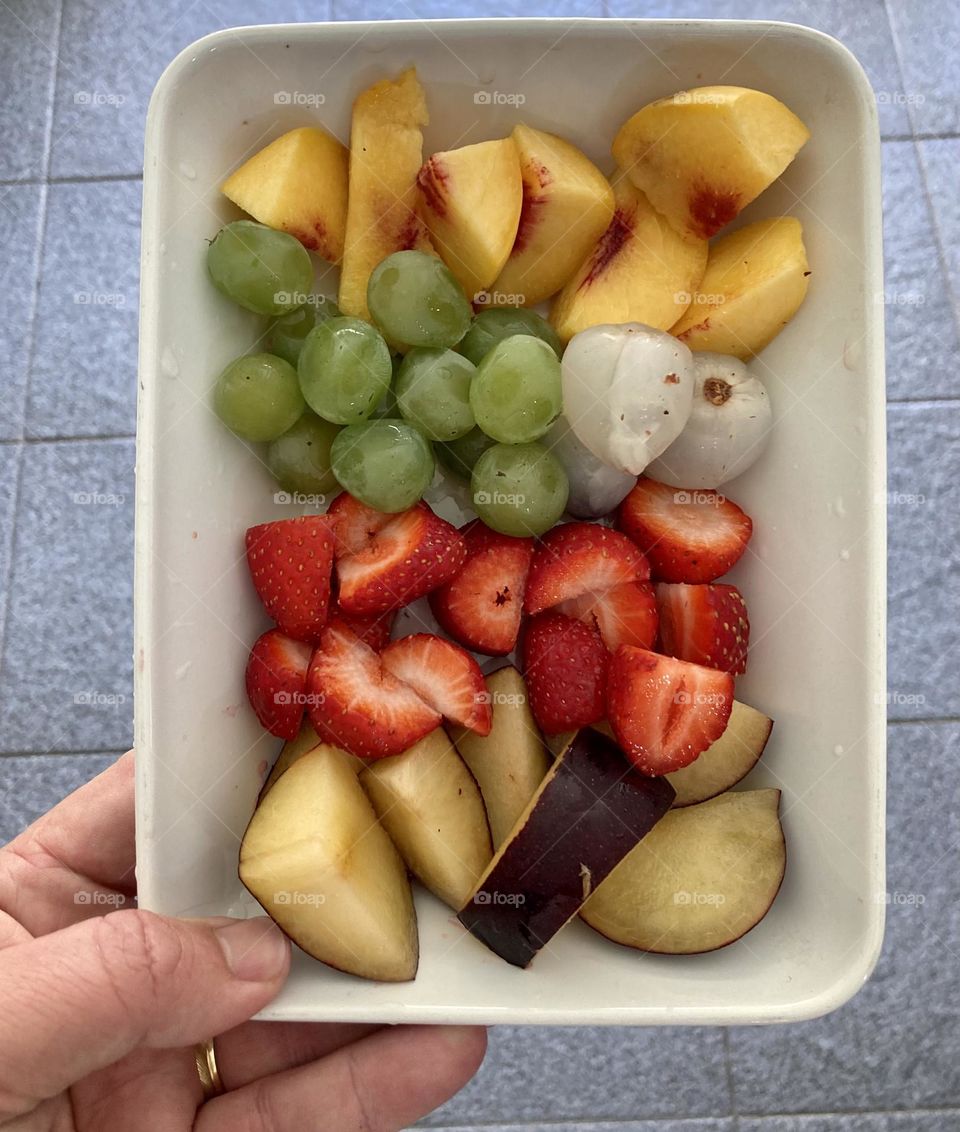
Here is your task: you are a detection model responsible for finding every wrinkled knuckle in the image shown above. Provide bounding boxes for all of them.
[93,910,185,1012]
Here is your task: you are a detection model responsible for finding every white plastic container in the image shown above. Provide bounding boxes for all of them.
[136,18,886,1025]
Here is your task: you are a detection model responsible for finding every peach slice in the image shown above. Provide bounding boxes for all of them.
[221,126,348,263]
[418,138,523,301]
[339,68,435,321]
[490,125,614,306]
[613,86,810,241]
[549,174,707,344]
[670,217,810,359]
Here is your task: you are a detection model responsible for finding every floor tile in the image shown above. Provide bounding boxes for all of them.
[332,0,602,19]
[0,0,59,181]
[887,0,960,136]
[886,403,960,720]
[728,720,960,1113]
[741,1114,960,1131]
[50,0,329,178]
[0,185,45,440]
[0,440,134,754]
[423,1123,733,1131]
[0,446,22,653]
[0,752,120,845]
[26,180,141,439]
[423,1025,730,1124]
[918,139,960,331]
[600,0,910,137]
[881,142,960,401]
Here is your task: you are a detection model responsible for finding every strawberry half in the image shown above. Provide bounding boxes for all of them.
[524,522,650,616]
[429,520,534,656]
[306,621,440,759]
[656,582,750,675]
[336,503,466,616]
[328,600,396,652]
[381,633,492,735]
[617,477,752,584]
[245,516,334,643]
[326,491,394,559]
[558,580,658,653]
[245,629,313,740]
[521,610,609,735]
[606,646,734,775]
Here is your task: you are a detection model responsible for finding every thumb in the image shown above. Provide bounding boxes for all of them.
[0,909,289,1117]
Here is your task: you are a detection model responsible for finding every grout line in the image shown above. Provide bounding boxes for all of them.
[0,748,126,760]
[888,715,960,727]
[0,172,144,188]
[0,433,135,448]
[722,1028,740,1129]
[884,131,960,143]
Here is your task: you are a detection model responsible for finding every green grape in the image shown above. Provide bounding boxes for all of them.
[213,352,304,442]
[266,298,340,365]
[469,335,563,444]
[367,251,472,349]
[435,426,497,480]
[331,419,435,513]
[459,307,562,366]
[395,348,476,441]
[298,316,392,425]
[471,442,569,537]
[266,413,341,496]
[207,220,313,316]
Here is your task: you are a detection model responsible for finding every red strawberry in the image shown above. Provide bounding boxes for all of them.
[606,646,734,775]
[245,516,334,643]
[306,621,440,759]
[336,504,466,616]
[429,520,534,655]
[558,580,658,653]
[329,604,396,651]
[381,633,492,735]
[245,629,313,740]
[617,477,752,584]
[521,611,609,735]
[524,522,650,616]
[325,492,393,559]
[656,582,750,675]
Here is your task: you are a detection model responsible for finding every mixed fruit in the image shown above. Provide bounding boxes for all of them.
[208,69,811,981]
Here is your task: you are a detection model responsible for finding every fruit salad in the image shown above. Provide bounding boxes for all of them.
[208,70,810,981]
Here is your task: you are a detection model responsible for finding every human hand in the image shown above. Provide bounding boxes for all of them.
[0,752,486,1130]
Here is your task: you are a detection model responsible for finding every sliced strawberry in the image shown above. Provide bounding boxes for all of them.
[558,580,658,653]
[245,516,334,643]
[328,600,396,652]
[606,646,734,775]
[306,621,440,759]
[336,504,466,616]
[325,491,393,559]
[429,520,534,655]
[524,522,650,616]
[245,629,313,740]
[521,611,609,735]
[381,633,492,735]
[656,582,750,675]
[617,477,752,584]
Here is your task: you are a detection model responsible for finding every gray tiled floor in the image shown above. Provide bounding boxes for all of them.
[0,3,958,1132]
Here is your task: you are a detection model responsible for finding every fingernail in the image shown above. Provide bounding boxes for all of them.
[214,917,289,981]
